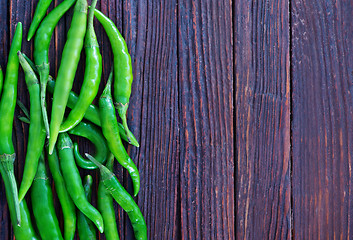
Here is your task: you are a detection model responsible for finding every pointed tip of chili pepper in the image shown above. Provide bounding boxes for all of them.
[86,153,114,181]
[84,174,93,186]
[16,22,22,29]
[85,153,103,169]
[133,140,140,148]
[18,190,26,204]
[98,224,104,233]
[101,68,113,97]
[26,35,32,42]
[116,103,134,145]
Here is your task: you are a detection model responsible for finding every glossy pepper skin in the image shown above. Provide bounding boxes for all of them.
[94,8,134,143]
[59,0,102,133]
[0,23,23,226]
[49,0,88,154]
[0,23,39,240]
[45,77,140,147]
[98,154,120,240]
[57,133,104,233]
[77,175,97,240]
[34,0,77,138]
[0,24,38,240]
[31,153,63,240]
[88,154,147,240]
[69,121,108,170]
[99,71,140,196]
[27,0,53,41]
[17,52,46,202]
[47,146,76,240]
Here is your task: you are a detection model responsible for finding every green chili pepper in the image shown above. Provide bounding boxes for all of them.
[34,0,77,138]
[57,133,104,233]
[16,72,139,147]
[0,22,22,226]
[68,121,108,170]
[0,65,3,96]
[21,52,139,148]
[98,154,120,240]
[87,154,147,240]
[77,175,97,240]
[48,0,88,155]
[48,77,101,126]
[17,52,46,202]
[27,0,53,41]
[94,8,134,144]
[49,77,139,146]
[99,71,140,196]
[47,146,76,240]
[31,152,63,240]
[59,0,102,133]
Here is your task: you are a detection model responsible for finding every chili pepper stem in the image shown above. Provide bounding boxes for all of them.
[37,63,50,138]
[86,153,114,181]
[0,153,20,226]
[22,54,39,75]
[116,103,132,144]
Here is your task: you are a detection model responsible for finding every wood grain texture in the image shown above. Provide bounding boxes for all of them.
[0,0,235,239]
[178,0,234,239]
[235,0,291,239]
[123,1,181,239]
[291,0,353,239]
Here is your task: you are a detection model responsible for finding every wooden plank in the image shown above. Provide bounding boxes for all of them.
[123,1,180,239]
[178,0,234,239]
[235,0,291,239]
[291,0,353,238]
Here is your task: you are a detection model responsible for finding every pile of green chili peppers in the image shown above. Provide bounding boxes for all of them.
[0,0,147,239]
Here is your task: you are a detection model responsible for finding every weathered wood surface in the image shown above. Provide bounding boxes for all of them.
[0,0,234,239]
[292,0,353,239]
[235,0,291,239]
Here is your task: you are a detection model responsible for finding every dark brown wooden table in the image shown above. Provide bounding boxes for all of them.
[2,0,352,239]
[1,0,234,239]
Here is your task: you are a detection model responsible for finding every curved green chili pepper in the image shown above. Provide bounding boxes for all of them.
[77,175,97,240]
[88,154,147,240]
[94,9,134,143]
[47,77,139,146]
[0,31,38,238]
[68,121,108,170]
[17,52,46,202]
[57,133,104,233]
[48,0,88,154]
[99,71,140,196]
[0,22,22,226]
[46,76,139,147]
[98,154,120,240]
[0,65,3,96]
[31,153,63,240]
[47,146,76,240]
[59,0,102,133]
[27,0,53,41]
[34,0,77,138]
